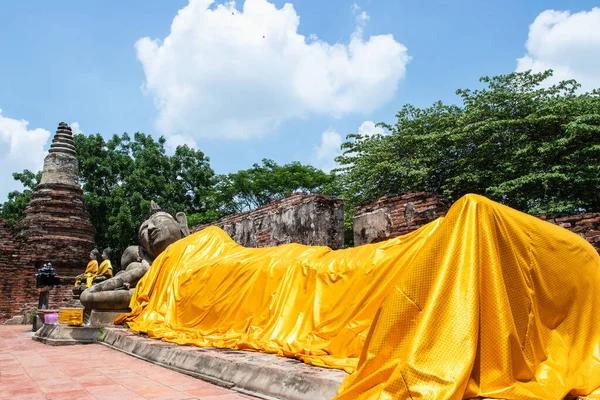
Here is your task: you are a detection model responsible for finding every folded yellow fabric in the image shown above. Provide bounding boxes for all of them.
[119,194,600,399]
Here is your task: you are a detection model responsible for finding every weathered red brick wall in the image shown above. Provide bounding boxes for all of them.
[192,193,345,249]
[354,193,600,253]
[353,192,450,246]
[538,213,600,252]
[0,219,35,322]
[0,218,82,323]
[15,183,95,265]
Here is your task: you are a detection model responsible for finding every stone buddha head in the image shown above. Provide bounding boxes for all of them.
[90,249,100,261]
[102,247,113,260]
[138,201,189,259]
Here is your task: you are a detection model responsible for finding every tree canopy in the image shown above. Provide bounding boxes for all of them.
[335,70,600,214]
[0,135,332,255]
[215,158,335,214]
[0,170,41,227]
[1,69,599,252]
[74,132,218,253]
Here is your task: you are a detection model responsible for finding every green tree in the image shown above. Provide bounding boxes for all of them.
[216,159,335,213]
[336,70,600,214]
[74,132,217,255]
[0,170,41,226]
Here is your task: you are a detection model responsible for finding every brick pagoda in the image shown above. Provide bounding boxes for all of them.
[15,122,95,269]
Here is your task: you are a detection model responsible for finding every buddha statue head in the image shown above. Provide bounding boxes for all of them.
[102,247,113,260]
[138,201,190,259]
[90,249,100,261]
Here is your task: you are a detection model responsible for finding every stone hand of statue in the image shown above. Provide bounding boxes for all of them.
[86,262,149,293]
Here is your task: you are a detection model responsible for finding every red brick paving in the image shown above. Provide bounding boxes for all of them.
[0,326,258,400]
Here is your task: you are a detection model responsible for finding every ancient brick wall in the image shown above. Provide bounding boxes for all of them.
[0,219,34,322]
[538,213,600,252]
[192,193,345,249]
[353,192,451,246]
[354,193,600,253]
[0,218,82,323]
[15,184,95,266]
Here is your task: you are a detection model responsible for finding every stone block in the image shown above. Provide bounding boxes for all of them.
[353,210,392,246]
[353,192,450,246]
[2,315,25,325]
[89,309,130,327]
[192,193,344,249]
[32,324,102,345]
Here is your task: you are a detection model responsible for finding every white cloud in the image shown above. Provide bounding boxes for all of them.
[137,0,410,140]
[357,11,369,24]
[516,8,600,91]
[352,3,369,26]
[165,134,198,152]
[357,120,386,137]
[314,129,343,172]
[0,109,50,174]
[70,121,83,135]
[313,120,386,172]
[0,109,50,201]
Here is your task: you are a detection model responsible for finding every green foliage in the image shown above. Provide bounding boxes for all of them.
[74,132,217,255]
[215,158,335,213]
[96,326,107,342]
[1,135,337,257]
[336,70,600,214]
[0,170,41,226]
[4,69,597,254]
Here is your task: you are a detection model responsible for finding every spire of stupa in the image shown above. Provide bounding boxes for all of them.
[39,122,79,187]
[48,122,77,156]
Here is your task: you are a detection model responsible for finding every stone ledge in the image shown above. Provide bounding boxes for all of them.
[32,324,102,346]
[101,328,346,400]
[32,336,97,346]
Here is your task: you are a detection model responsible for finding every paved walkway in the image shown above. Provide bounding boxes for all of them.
[0,325,258,400]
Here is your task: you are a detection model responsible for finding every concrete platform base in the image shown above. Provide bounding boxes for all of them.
[32,324,103,346]
[102,328,347,400]
[89,309,128,327]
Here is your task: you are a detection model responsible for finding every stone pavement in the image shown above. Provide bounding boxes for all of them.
[102,328,345,400]
[0,325,258,400]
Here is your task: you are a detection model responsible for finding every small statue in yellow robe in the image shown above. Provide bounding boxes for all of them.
[74,249,100,288]
[92,248,114,284]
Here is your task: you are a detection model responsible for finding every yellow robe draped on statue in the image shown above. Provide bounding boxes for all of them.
[96,259,113,279]
[74,259,98,288]
[118,194,600,399]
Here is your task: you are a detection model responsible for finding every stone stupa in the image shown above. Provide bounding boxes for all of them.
[15,122,95,268]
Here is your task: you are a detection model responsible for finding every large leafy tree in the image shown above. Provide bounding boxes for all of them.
[336,70,600,214]
[215,159,335,214]
[74,132,217,253]
[1,137,336,254]
[0,170,42,226]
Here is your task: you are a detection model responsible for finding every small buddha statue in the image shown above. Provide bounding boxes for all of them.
[74,249,100,288]
[92,248,114,284]
[80,202,189,314]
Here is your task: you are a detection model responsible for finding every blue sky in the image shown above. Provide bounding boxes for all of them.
[1,0,599,202]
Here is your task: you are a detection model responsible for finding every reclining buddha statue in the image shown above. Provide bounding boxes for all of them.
[116,194,600,399]
[80,201,189,323]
